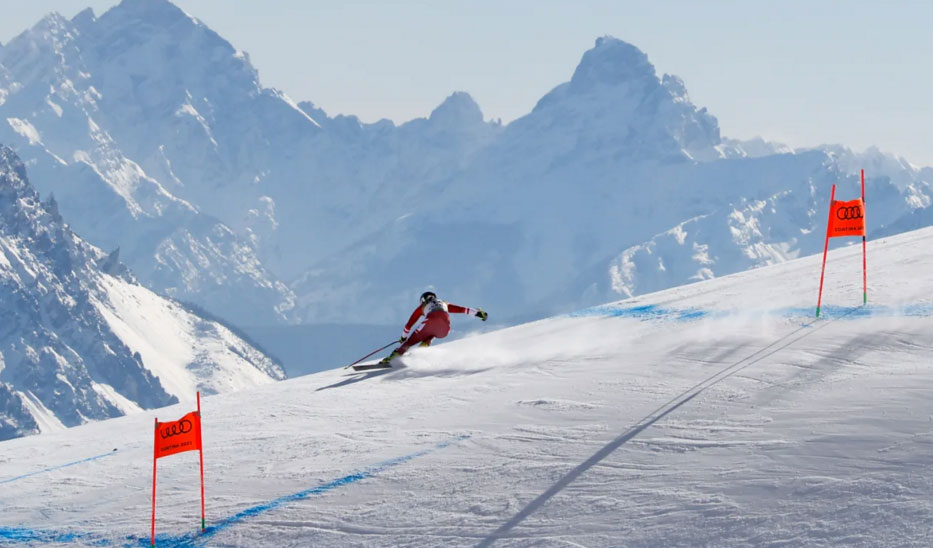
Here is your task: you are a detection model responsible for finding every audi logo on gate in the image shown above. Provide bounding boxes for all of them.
[160,419,193,439]
[836,205,863,220]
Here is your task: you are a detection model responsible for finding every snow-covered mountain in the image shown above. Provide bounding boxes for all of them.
[1,225,931,546]
[0,1,298,326]
[292,37,931,324]
[2,2,930,348]
[0,146,284,441]
[0,0,504,328]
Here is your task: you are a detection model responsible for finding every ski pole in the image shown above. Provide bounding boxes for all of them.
[343,340,399,369]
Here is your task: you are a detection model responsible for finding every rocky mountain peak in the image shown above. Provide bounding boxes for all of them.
[70,7,97,31]
[105,0,192,25]
[428,91,485,127]
[569,36,657,93]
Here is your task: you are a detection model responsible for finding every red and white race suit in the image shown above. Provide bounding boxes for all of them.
[397,300,478,355]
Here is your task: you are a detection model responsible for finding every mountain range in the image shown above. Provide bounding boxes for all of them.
[1,0,930,373]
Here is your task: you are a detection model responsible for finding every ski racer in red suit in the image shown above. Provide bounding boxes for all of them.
[380,291,488,364]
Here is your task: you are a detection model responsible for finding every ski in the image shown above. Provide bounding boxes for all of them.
[352,362,393,371]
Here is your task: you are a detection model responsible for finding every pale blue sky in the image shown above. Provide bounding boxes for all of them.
[2,1,932,166]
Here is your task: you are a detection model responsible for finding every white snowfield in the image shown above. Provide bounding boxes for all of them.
[1,227,932,547]
[91,273,283,399]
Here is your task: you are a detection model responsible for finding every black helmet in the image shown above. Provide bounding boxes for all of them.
[420,291,437,304]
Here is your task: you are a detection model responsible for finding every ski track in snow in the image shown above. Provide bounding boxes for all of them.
[1,228,933,547]
[0,450,120,486]
[477,305,854,546]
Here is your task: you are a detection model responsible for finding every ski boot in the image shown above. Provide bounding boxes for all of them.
[379,350,401,365]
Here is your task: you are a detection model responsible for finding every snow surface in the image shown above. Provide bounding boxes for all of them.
[1,226,931,546]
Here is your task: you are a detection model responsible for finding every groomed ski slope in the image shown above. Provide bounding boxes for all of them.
[2,227,932,547]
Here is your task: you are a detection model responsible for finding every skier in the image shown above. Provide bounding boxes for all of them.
[379,291,488,365]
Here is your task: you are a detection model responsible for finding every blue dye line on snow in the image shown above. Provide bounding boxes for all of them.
[568,303,711,322]
[0,449,118,485]
[903,303,933,317]
[779,303,933,319]
[568,302,933,323]
[0,435,469,547]
[0,527,110,546]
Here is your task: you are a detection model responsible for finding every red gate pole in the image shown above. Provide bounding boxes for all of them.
[861,169,867,305]
[197,392,206,533]
[151,417,158,547]
[816,184,836,317]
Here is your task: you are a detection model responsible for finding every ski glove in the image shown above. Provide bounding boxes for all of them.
[399,335,407,343]
[475,309,488,321]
